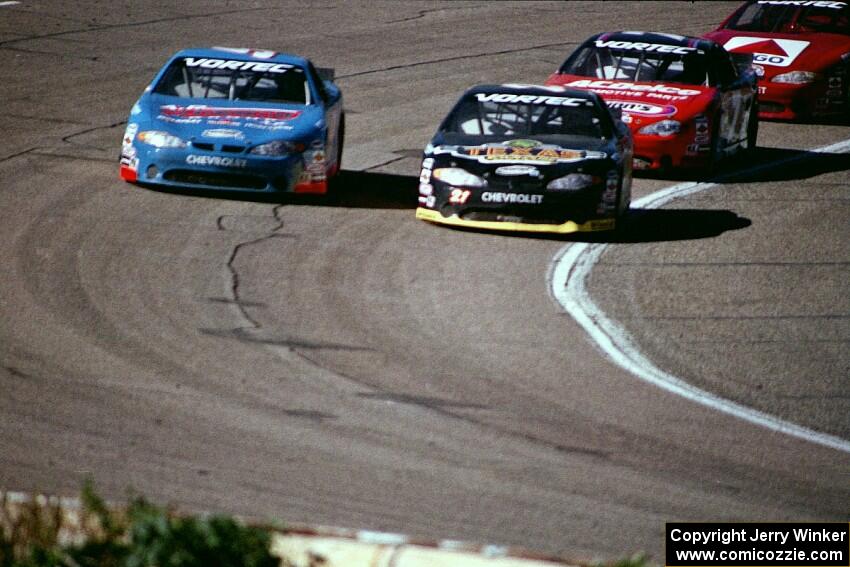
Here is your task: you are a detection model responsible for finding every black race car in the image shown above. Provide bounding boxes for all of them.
[416,84,633,233]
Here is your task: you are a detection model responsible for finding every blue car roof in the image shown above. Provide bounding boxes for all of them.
[169,47,310,68]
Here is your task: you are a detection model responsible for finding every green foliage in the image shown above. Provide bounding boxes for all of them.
[597,553,655,567]
[0,484,280,567]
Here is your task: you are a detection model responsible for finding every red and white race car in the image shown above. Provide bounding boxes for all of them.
[704,0,850,121]
[545,31,759,171]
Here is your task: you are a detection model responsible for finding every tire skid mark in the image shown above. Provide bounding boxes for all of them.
[548,138,850,454]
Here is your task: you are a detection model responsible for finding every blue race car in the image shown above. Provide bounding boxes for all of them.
[120,47,344,194]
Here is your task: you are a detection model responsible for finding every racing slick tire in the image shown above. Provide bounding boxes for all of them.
[745,101,758,156]
[614,171,631,237]
[336,112,345,172]
[325,112,346,203]
[705,113,723,179]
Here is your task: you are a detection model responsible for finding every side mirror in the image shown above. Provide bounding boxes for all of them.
[316,67,335,82]
[729,52,754,76]
[608,105,623,122]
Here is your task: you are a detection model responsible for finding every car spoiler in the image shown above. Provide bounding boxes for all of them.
[316,67,335,81]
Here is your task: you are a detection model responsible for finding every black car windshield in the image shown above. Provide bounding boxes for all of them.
[440,93,611,142]
[153,57,311,104]
[723,0,849,34]
[560,43,711,86]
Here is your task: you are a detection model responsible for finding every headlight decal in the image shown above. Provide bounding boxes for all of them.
[432,167,487,188]
[249,140,306,156]
[546,173,599,191]
[771,71,819,84]
[137,130,188,148]
[638,119,681,136]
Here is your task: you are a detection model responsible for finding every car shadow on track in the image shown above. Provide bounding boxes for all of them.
[610,209,751,243]
[449,209,752,244]
[717,146,850,183]
[142,170,419,210]
[637,146,850,183]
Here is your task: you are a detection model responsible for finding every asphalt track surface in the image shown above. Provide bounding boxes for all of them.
[1,1,848,561]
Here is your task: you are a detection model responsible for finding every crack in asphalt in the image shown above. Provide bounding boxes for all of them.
[0,45,99,61]
[62,120,126,146]
[223,205,286,332]
[215,200,612,461]
[200,328,373,352]
[364,156,406,171]
[0,120,123,165]
[0,7,273,47]
[29,151,114,164]
[3,366,31,379]
[0,146,42,164]
[384,5,479,24]
[336,40,579,80]
[0,112,91,126]
[294,348,611,461]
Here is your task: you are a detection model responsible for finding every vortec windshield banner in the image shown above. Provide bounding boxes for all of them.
[756,0,847,8]
[666,523,849,567]
[183,58,294,73]
[475,93,592,107]
[595,40,697,55]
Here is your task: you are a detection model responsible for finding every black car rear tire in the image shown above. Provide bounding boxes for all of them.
[745,101,758,155]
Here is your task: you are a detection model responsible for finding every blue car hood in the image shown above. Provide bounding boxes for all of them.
[139,93,323,145]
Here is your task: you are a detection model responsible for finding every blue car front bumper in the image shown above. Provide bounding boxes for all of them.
[121,142,327,194]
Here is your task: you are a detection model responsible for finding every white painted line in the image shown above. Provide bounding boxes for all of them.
[548,138,850,454]
[0,1,21,6]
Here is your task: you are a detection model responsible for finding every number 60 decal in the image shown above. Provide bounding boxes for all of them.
[449,188,471,204]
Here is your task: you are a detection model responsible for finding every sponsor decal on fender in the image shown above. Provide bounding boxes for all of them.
[605,100,677,117]
[722,37,810,68]
[495,165,540,176]
[481,192,544,204]
[123,123,139,148]
[186,155,248,168]
[202,129,244,139]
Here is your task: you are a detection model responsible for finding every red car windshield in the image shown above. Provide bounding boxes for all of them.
[723,1,850,35]
[560,45,711,86]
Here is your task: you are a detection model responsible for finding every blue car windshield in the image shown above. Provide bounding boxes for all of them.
[153,57,311,104]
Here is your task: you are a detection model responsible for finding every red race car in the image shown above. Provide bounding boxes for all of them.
[546,31,759,172]
[704,0,850,121]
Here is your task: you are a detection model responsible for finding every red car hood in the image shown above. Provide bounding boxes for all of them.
[545,74,716,126]
[704,29,850,80]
